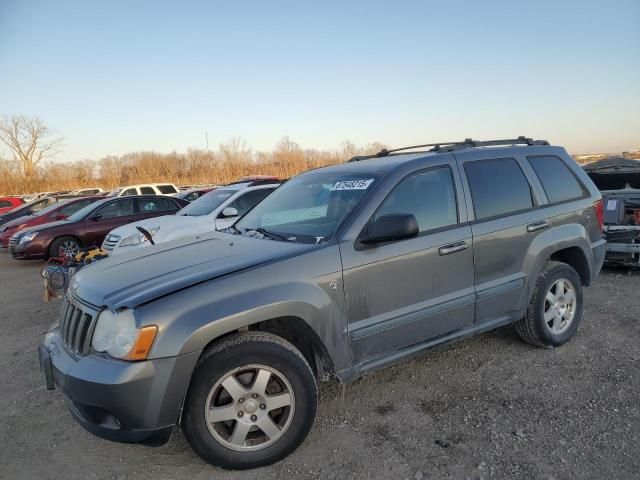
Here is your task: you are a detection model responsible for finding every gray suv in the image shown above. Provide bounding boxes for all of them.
[39,137,606,470]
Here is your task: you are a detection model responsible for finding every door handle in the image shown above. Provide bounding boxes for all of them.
[526,220,550,232]
[438,241,468,256]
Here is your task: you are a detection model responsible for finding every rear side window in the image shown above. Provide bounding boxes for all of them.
[140,186,155,194]
[137,197,178,212]
[374,167,458,233]
[464,158,533,220]
[157,184,178,194]
[0,200,11,208]
[528,155,586,204]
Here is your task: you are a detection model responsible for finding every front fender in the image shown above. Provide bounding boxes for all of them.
[135,245,351,373]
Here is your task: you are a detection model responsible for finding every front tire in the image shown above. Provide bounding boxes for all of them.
[49,236,81,259]
[182,332,318,470]
[515,261,583,347]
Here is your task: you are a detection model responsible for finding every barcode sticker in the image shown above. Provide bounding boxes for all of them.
[331,179,374,191]
[606,199,617,211]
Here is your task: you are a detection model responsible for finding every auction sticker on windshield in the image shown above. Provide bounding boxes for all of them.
[331,179,374,191]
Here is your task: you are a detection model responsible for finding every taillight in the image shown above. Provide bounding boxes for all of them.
[594,199,604,232]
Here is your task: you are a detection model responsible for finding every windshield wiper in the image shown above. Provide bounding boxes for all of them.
[250,227,290,241]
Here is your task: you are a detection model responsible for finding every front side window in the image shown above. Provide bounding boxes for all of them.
[528,155,586,204]
[140,186,155,195]
[122,188,137,196]
[235,172,377,242]
[225,188,274,217]
[97,199,134,219]
[373,167,458,233]
[464,158,533,220]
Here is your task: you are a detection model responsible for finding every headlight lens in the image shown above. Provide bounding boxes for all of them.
[91,309,157,360]
[18,231,38,244]
[119,226,160,247]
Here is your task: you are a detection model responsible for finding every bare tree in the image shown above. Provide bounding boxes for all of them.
[0,115,64,189]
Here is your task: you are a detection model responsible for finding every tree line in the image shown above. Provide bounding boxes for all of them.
[0,115,385,195]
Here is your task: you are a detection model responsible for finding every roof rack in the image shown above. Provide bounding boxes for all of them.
[348,136,550,162]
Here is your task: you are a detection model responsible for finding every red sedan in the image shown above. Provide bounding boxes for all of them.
[9,195,187,259]
[0,197,24,214]
[0,197,100,247]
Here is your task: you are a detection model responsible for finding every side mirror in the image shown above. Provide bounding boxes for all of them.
[55,214,66,220]
[360,214,419,245]
[89,213,102,221]
[220,207,239,218]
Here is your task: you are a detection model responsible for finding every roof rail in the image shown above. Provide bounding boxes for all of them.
[348,136,550,162]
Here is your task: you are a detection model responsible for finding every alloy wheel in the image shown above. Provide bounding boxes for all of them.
[204,364,295,452]
[544,278,577,334]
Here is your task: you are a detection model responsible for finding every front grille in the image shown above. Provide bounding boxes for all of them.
[102,234,121,251]
[59,297,97,356]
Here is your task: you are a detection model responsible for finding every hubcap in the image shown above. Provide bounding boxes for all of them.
[204,364,295,452]
[59,241,80,259]
[544,278,576,334]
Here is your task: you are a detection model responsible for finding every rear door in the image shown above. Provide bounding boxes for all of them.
[135,197,182,222]
[81,198,137,246]
[341,157,476,365]
[456,150,550,326]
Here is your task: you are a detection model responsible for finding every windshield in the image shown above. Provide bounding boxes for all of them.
[33,200,70,216]
[235,172,377,243]
[67,199,105,221]
[178,189,236,216]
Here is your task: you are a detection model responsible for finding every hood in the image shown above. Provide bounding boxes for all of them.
[108,214,204,238]
[0,215,35,232]
[584,157,640,190]
[19,219,70,235]
[71,231,313,309]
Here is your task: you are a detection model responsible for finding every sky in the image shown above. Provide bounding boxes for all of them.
[0,0,638,162]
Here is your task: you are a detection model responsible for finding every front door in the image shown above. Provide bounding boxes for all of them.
[340,161,475,365]
[82,198,137,247]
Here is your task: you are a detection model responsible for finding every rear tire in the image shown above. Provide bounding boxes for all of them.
[49,236,81,259]
[182,332,318,470]
[515,261,583,347]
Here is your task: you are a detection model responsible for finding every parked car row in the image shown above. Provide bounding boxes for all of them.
[0,178,283,260]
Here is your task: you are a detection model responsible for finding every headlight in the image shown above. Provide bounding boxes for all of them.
[18,231,38,244]
[119,226,160,247]
[91,309,157,360]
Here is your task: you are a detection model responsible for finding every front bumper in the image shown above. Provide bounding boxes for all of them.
[41,329,200,444]
[8,241,45,259]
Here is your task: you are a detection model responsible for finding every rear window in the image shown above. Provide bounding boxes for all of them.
[157,184,178,194]
[528,155,586,203]
[465,158,533,220]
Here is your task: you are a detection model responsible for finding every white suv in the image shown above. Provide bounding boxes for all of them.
[102,180,282,254]
[107,183,179,197]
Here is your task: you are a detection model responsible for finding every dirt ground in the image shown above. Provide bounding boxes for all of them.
[0,255,638,480]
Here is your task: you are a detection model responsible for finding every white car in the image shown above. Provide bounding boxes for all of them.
[69,187,104,196]
[106,183,179,197]
[102,180,281,255]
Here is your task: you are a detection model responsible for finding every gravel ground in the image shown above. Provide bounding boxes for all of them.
[0,254,638,480]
